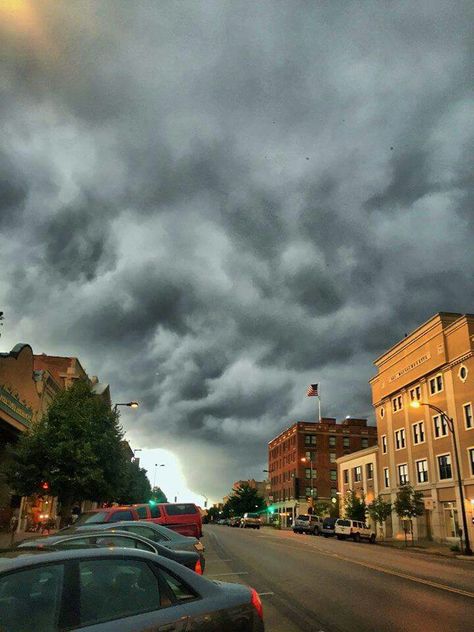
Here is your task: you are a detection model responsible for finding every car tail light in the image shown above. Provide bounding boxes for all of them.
[250,588,263,620]
[194,559,203,575]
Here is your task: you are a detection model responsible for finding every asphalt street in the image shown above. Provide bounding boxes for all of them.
[204,524,474,632]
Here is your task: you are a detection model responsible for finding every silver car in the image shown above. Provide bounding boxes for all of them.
[0,547,264,631]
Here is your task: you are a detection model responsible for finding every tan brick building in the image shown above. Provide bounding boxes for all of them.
[337,445,379,521]
[370,312,474,544]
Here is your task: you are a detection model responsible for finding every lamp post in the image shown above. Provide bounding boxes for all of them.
[411,401,472,556]
[301,455,314,513]
[153,463,165,489]
[113,401,139,413]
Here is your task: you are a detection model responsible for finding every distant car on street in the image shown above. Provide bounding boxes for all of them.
[229,517,242,527]
[240,513,261,529]
[320,517,337,537]
[335,519,376,543]
[17,529,204,574]
[0,547,264,631]
[292,514,323,535]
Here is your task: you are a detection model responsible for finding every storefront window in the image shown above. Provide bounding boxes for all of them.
[442,502,459,538]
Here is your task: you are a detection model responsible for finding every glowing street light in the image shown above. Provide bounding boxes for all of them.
[113,401,139,412]
[410,400,472,555]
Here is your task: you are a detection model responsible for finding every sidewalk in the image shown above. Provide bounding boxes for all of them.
[0,529,58,548]
[377,538,474,561]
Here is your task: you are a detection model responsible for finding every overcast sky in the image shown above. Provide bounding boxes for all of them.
[1,1,473,502]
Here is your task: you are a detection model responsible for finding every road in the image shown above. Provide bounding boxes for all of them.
[203,524,474,632]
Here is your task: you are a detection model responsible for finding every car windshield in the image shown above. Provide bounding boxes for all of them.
[164,504,198,516]
[297,515,309,521]
[73,512,110,526]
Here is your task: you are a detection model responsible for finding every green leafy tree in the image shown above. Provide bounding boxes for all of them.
[116,458,152,505]
[312,500,330,517]
[4,380,126,526]
[150,486,168,503]
[368,495,392,538]
[343,490,367,522]
[223,483,266,518]
[394,484,424,546]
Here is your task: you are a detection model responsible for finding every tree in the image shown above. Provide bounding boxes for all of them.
[223,483,266,518]
[329,496,341,519]
[4,380,126,526]
[343,490,367,522]
[116,458,152,505]
[368,495,392,539]
[150,486,168,503]
[312,500,330,517]
[394,484,424,546]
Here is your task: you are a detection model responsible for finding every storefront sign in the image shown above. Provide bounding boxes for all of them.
[389,353,431,383]
[0,385,33,428]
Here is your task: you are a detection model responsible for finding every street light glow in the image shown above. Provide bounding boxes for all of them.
[410,401,421,409]
[129,401,139,408]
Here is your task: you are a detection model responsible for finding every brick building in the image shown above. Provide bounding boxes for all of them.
[268,417,377,526]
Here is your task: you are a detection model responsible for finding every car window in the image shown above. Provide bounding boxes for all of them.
[95,536,137,549]
[150,505,161,519]
[164,504,198,516]
[128,525,166,542]
[135,506,148,519]
[74,511,109,526]
[0,563,63,632]
[337,519,351,527]
[79,559,161,626]
[109,510,134,522]
[57,537,91,546]
[160,569,197,602]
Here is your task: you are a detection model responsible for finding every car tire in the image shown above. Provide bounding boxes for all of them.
[354,533,361,542]
[324,534,329,538]
[257,526,260,530]
[337,535,343,540]
[369,534,376,544]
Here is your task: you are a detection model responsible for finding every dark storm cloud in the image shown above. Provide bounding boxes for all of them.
[1,0,473,500]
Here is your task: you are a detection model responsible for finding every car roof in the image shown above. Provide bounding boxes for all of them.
[74,520,196,541]
[21,529,151,547]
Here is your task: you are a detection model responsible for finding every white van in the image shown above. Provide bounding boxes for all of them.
[335,519,376,543]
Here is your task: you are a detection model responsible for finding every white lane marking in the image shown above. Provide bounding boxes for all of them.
[257,591,274,596]
[207,572,249,577]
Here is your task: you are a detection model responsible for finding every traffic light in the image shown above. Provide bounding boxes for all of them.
[41,482,49,491]
[149,499,157,506]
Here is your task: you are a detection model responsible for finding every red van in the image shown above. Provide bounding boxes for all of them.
[132,503,203,538]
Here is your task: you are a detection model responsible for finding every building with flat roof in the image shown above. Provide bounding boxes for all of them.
[369,312,474,544]
[268,417,377,526]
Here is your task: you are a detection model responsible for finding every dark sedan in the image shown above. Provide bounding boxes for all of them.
[0,548,264,631]
[17,530,203,574]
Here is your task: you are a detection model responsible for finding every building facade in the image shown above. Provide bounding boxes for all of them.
[337,445,379,528]
[268,417,377,526]
[370,312,474,544]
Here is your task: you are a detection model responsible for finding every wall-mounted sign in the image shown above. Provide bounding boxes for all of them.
[0,385,33,428]
[389,353,431,383]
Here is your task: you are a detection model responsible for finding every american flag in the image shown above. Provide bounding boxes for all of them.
[307,384,319,397]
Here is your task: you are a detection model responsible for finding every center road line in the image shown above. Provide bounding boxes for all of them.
[257,535,474,600]
[207,571,249,577]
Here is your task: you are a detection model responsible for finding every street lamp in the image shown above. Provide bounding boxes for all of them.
[153,463,165,489]
[411,400,472,556]
[113,401,139,412]
[301,455,315,509]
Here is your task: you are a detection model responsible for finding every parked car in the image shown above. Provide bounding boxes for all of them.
[229,517,242,527]
[62,519,205,555]
[320,517,337,537]
[335,519,376,543]
[292,514,323,535]
[17,529,204,574]
[69,502,203,539]
[0,548,265,631]
[240,513,261,529]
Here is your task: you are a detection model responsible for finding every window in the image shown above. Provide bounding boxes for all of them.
[429,374,443,395]
[330,452,336,463]
[412,421,425,445]
[343,469,349,484]
[366,463,374,480]
[305,435,317,445]
[343,437,350,448]
[127,525,167,542]
[438,454,452,480]
[164,504,198,515]
[384,468,390,488]
[464,403,473,430]
[380,407,385,418]
[329,436,336,447]
[95,535,153,552]
[469,448,474,476]
[79,559,161,626]
[0,564,64,632]
[433,414,448,438]
[305,487,312,496]
[305,468,312,479]
[361,438,369,448]
[395,429,406,450]
[416,459,429,483]
[354,466,362,482]
[392,395,403,412]
[409,386,421,401]
[330,488,338,497]
[109,510,134,522]
[161,569,197,602]
[305,451,312,459]
[398,464,409,485]
[135,505,148,519]
[382,435,387,454]
[459,365,468,382]
[330,470,337,481]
